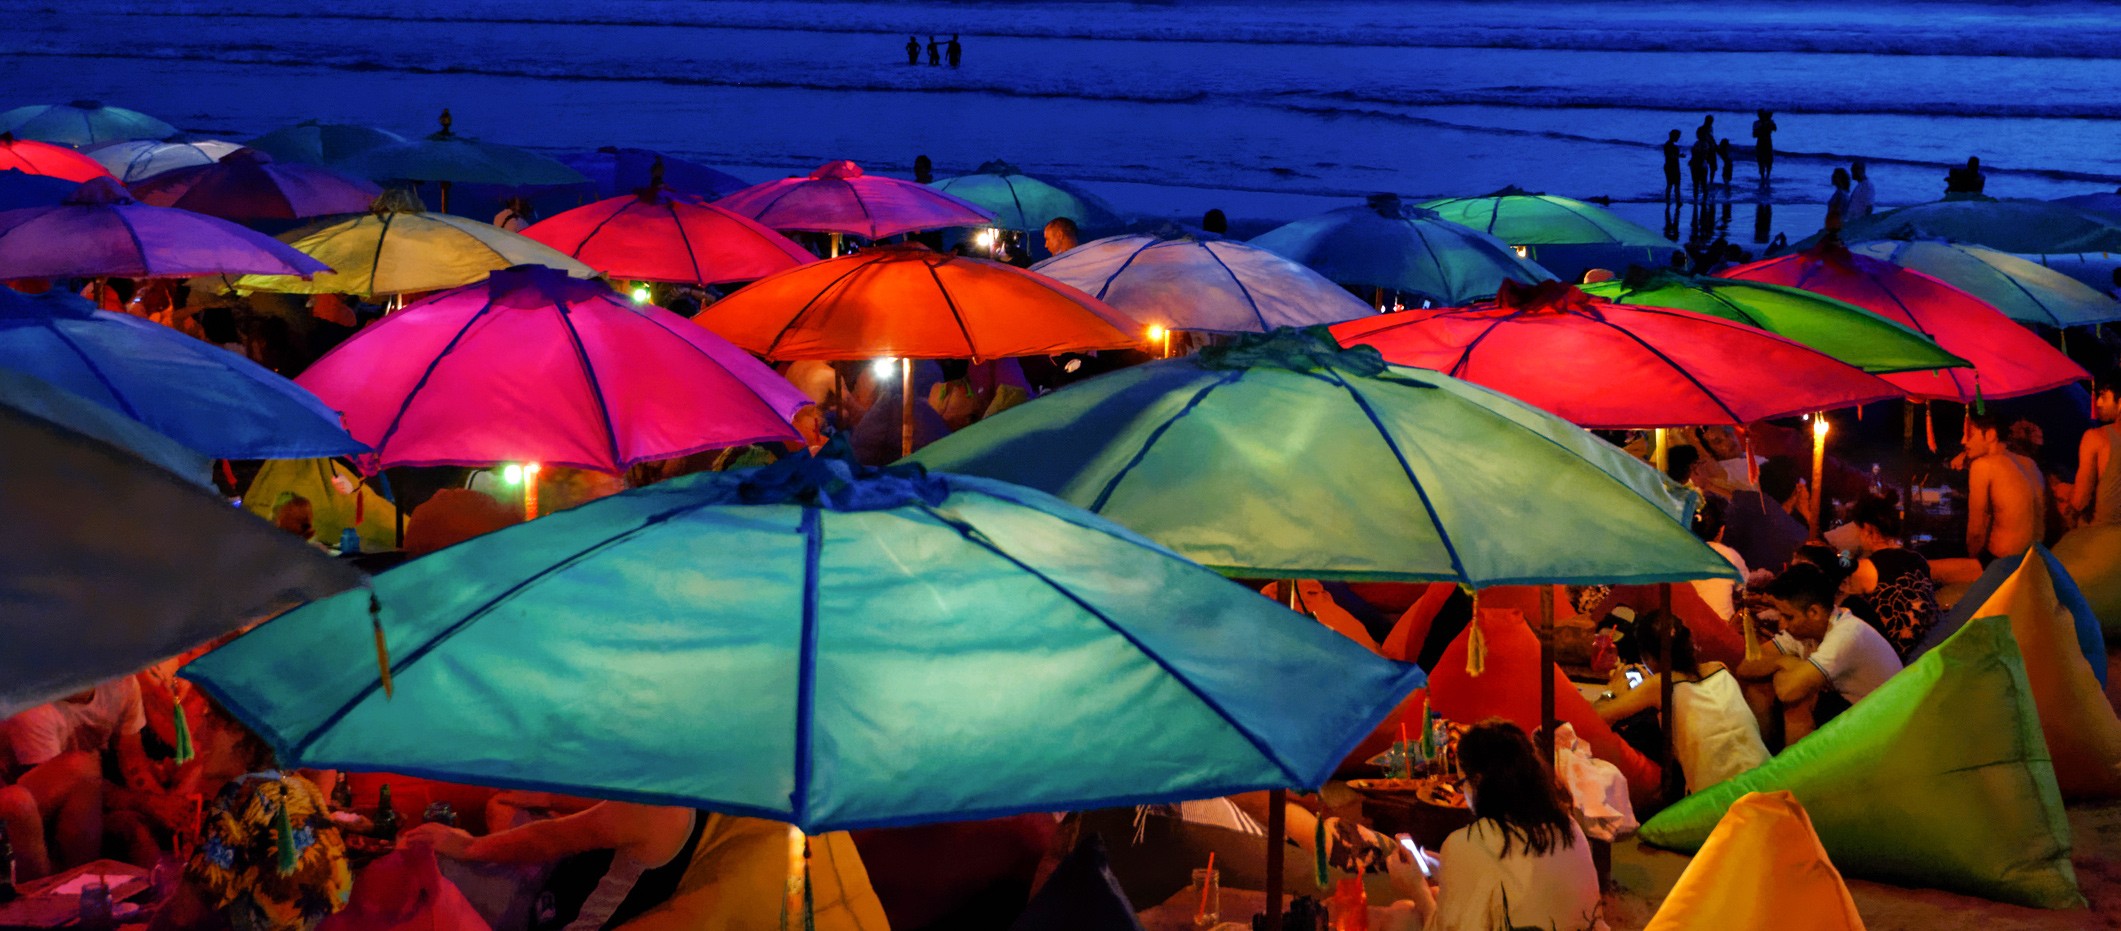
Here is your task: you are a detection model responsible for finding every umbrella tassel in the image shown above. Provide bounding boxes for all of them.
[370,591,393,700]
[1740,426,1759,489]
[1464,586,1486,677]
[1313,807,1330,889]
[274,794,299,877]
[171,680,194,765]
[354,484,364,524]
[1925,403,1936,454]
[1973,374,1985,417]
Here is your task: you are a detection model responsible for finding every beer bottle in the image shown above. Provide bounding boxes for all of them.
[375,783,399,839]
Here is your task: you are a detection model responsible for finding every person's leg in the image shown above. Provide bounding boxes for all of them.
[16,752,104,868]
[102,809,161,868]
[0,785,52,879]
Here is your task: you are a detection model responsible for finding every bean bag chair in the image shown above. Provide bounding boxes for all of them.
[1427,607,1663,808]
[1639,617,2083,909]
[1910,551,2121,800]
[1913,545,2107,687]
[1644,791,1863,931]
[243,457,398,553]
[2050,522,2121,640]
[1009,833,1145,931]
[319,844,491,931]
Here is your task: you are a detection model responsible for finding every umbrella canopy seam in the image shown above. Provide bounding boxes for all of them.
[112,207,153,278]
[1093,236,1162,302]
[554,297,627,471]
[1322,369,1474,584]
[1587,309,1748,425]
[1085,372,1241,514]
[366,294,492,458]
[39,322,145,419]
[1200,242,1269,331]
[762,255,880,359]
[791,506,823,825]
[923,260,979,360]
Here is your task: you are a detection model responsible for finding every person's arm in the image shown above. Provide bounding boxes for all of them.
[408,801,626,865]
[2072,430,2106,518]
[1966,458,1993,558]
[1774,661,1830,743]
[1594,673,1663,724]
[1848,557,1880,597]
[115,732,162,793]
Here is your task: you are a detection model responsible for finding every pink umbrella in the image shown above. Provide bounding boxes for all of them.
[715,160,994,242]
[0,177,328,280]
[521,186,814,285]
[296,264,810,474]
[128,148,380,221]
[1720,243,2087,402]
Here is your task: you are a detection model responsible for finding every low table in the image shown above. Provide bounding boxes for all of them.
[0,860,150,930]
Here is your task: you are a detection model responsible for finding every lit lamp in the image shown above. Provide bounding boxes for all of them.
[874,357,915,457]
[1810,414,1831,540]
[502,462,543,519]
[1512,245,1530,259]
[1147,324,1169,359]
[974,227,1001,259]
[631,284,652,304]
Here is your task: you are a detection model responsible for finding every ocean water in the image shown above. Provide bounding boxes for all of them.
[4,0,2118,237]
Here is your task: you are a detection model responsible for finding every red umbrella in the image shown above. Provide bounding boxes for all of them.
[128,148,380,221]
[0,178,329,280]
[1331,280,1905,428]
[714,160,994,241]
[0,134,111,183]
[520,187,814,285]
[1720,244,2087,402]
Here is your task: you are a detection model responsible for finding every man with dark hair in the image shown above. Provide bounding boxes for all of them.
[1965,412,2043,562]
[1744,563,1902,743]
[1724,456,1809,574]
[2068,367,2121,526]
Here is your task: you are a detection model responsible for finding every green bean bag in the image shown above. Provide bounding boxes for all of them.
[1638,617,2083,909]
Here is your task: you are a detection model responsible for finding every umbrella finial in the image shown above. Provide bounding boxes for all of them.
[1196,326,1391,377]
[1366,193,1404,218]
[437,108,453,137]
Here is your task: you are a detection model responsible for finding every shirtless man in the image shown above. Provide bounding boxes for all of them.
[1966,413,2044,562]
[2067,369,2121,527]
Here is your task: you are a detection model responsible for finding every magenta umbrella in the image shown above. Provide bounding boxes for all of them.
[129,148,380,221]
[296,264,811,474]
[715,160,994,242]
[0,178,329,280]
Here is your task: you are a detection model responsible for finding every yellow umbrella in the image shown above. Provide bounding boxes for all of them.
[236,190,596,298]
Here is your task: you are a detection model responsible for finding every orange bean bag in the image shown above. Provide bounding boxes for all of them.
[1961,552,2121,799]
[1645,791,1864,931]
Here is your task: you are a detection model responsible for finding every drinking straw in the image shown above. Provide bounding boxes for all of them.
[1197,851,1217,919]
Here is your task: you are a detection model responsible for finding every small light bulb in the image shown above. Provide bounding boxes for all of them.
[873,357,898,379]
[975,228,998,249]
[631,286,651,304]
[1812,415,1831,439]
[502,464,524,485]
[1146,325,1166,342]
[1512,245,1529,259]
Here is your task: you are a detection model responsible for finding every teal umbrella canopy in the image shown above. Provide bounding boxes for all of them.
[1250,194,1555,306]
[909,327,1729,585]
[1847,239,2121,328]
[246,120,406,166]
[931,160,1121,233]
[1838,196,2121,255]
[333,111,584,187]
[186,448,1422,831]
[0,101,175,147]
[1418,186,1668,247]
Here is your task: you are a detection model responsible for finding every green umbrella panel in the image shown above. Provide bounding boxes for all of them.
[930,160,1121,234]
[1580,270,1970,375]
[1417,187,1669,247]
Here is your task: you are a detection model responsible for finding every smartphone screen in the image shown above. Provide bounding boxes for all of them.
[1624,666,1645,688]
[1397,835,1431,876]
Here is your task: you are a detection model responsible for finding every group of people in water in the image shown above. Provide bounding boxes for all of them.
[905,35,963,67]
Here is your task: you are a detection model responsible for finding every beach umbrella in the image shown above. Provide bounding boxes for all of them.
[0,287,367,459]
[912,325,1726,584]
[1030,232,1374,335]
[184,445,1424,831]
[332,110,586,211]
[0,368,210,487]
[2,384,360,719]
[1419,187,1668,247]
[561,146,747,200]
[0,101,175,147]
[520,186,814,286]
[234,190,596,298]
[0,178,330,281]
[245,119,405,166]
[130,149,382,221]
[1847,239,2121,329]
[2054,192,2121,225]
[0,169,82,211]
[1249,193,1554,307]
[1721,244,2088,403]
[1328,281,1904,429]
[86,139,243,183]
[1579,269,1969,375]
[929,159,1120,233]
[1838,196,2121,255]
[0,135,113,182]
[296,265,808,474]
[716,160,994,243]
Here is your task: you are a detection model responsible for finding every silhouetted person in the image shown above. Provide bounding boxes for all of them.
[947,35,962,67]
[1825,167,1851,240]
[1718,139,1734,186]
[1695,115,1716,151]
[1670,250,1689,270]
[906,36,920,65]
[1662,129,1683,207]
[1202,208,1228,235]
[927,36,941,66]
[1945,156,1985,195]
[1752,110,1777,181]
[913,154,933,184]
[1689,137,1713,203]
[1848,160,1875,222]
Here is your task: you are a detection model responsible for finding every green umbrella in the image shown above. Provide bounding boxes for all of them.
[1580,269,1970,374]
[246,119,405,165]
[0,100,175,147]
[909,327,1727,586]
[331,110,584,211]
[1847,239,2121,328]
[1837,196,2121,255]
[930,160,1120,234]
[1418,186,1668,247]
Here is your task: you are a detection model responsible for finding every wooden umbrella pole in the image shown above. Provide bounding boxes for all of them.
[1658,583,1681,801]
[1810,413,1829,541]
[900,358,915,459]
[829,233,842,258]
[439,180,451,214]
[1539,584,1557,766]
[1652,427,1670,475]
[1262,580,1300,930]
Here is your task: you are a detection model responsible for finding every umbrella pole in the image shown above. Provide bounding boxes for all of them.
[1810,413,1829,541]
[901,358,915,459]
[1539,585,1557,766]
[1263,578,1300,930]
[829,233,842,258]
[1903,402,1919,543]
[1651,428,1669,474]
[1658,583,1681,800]
[439,180,451,214]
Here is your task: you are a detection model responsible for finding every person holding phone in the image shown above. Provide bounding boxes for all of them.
[1593,611,1769,796]
[1379,721,1607,930]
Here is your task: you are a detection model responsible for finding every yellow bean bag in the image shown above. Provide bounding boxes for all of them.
[2050,522,2121,639]
[1962,552,2121,799]
[243,457,397,552]
[1645,791,1863,931]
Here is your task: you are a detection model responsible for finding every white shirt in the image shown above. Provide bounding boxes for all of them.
[1847,180,1876,221]
[1427,820,1606,931]
[1670,669,1771,792]
[1774,608,1902,703]
[2,678,145,771]
[1690,541,1750,620]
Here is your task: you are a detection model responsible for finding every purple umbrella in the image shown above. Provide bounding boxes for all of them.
[129,148,380,221]
[0,177,329,280]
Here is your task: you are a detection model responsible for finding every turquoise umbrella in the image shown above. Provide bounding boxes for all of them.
[1418,186,1668,247]
[185,447,1422,831]
[1250,194,1555,307]
[246,120,406,166]
[0,100,175,147]
[332,110,585,211]
[909,327,1727,585]
[1847,239,2121,328]
[930,160,1121,233]
[1837,196,2121,255]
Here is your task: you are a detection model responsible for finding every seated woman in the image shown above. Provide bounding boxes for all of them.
[1840,491,1941,657]
[1390,720,1607,931]
[1593,611,1770,796]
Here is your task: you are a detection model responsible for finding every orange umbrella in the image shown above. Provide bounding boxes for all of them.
[695,244,1142,454]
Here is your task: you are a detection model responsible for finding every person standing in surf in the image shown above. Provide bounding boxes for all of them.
[947,35,962,67]
[1662,129,1683,209]
[906,36,920,65]
[927,36,941,66]
[1752,110,1777,181]
[1825,167,1851,239]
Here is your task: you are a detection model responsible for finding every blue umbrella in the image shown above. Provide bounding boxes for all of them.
[186,447,1422,831]
[1250,194,1555,307]
[0,288,366,459]
[562,146,748,200]
[0,100,175,147]
[931,160,1122,234]
[0,368,209,487]
[0,168,76,211]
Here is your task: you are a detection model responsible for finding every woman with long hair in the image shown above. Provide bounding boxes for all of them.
[1595,610,1770,796]
[1843,490,1941,657]
[1390,720,1606,930]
